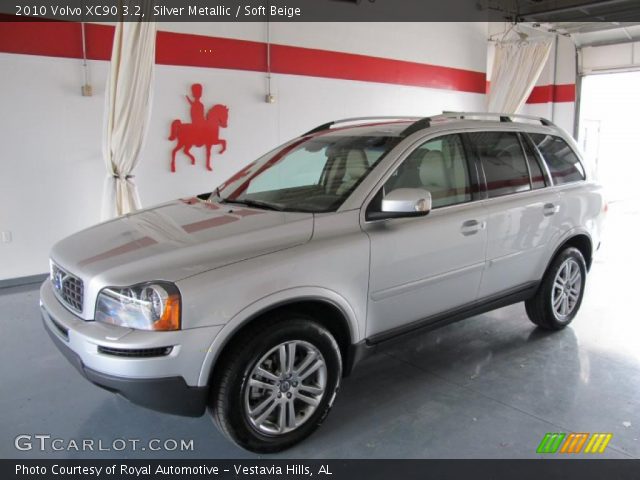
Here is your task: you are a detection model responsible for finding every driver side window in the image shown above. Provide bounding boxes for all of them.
[384,134,471,209]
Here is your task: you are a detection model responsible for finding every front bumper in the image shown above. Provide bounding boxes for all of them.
[40,280,223,417]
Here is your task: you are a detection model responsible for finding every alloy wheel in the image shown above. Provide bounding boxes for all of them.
[551,258,582,321]
[243,340,327,436]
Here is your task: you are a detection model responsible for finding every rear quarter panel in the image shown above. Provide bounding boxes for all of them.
[534,180,605,280]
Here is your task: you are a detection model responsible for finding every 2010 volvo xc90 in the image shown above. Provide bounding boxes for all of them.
[41,112,605,452]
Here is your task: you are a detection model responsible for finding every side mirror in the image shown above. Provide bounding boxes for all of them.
[368,188,432,220]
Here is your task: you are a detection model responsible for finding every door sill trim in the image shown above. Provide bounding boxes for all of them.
[366,281,539,346]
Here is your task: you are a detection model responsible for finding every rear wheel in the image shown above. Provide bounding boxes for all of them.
[209,313,342,453]
[525,247,587,330]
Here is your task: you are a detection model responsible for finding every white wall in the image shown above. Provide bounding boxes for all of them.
[0,53,108,281]
[0,22,487,280]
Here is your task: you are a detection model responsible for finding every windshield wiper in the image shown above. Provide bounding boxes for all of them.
[220,198,285,211]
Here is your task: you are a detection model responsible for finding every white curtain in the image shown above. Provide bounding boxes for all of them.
[487,39,552,114]
[101,9,157,220]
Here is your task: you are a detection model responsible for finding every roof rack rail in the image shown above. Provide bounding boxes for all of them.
[441,111,556,127]
[399,113,460,137]
[399,117,434,137]
[303,116,421,135]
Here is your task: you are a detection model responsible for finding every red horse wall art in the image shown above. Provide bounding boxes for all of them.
[169,83,229,172]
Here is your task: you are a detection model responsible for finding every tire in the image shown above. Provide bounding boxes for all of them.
[525,247,587,330]
[209,312,342,453]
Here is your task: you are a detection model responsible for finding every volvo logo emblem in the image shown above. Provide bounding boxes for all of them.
[53,271,65,291]
[280,381,291,392]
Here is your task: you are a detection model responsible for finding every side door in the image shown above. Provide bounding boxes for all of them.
[468,131,558,299]
[527,132,594,260]
[361,133,488,340]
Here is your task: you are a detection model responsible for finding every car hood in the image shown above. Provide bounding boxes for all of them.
[51,197,314,284]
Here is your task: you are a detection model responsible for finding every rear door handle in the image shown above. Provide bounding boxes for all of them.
[461,219,485,236]
[543,203,560,216]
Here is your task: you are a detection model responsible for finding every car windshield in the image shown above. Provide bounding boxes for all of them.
[214,130,402,213]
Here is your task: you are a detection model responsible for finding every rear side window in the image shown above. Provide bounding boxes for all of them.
[529,134,585,185]
[520,135,547,189]
[468,132,530,198]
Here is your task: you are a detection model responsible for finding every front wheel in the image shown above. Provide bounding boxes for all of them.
[525,247,587,330]
[209,314,342,453]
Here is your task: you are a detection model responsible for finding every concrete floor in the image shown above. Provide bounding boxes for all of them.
[1,199,639,459]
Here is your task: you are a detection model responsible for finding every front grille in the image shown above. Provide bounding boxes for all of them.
[51,263,84,313]
[97,346,173,358]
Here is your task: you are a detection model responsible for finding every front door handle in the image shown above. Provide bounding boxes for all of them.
[543,203,560,216]
[461,219,485,236]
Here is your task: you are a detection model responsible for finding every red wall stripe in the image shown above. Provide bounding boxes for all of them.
[1,18,578,103]
[486,80,575,104]
[526,84,576,104]
[156,30,268,72]
[0,19,485,93]
[0,19,113,60]
[0,19,576,102]
[270,43,484,92]
[156,30,486,92]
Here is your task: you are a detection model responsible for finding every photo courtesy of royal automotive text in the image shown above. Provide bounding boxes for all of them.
[1,0,640,479]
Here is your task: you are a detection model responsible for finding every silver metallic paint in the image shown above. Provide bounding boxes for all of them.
[41,118,605,391]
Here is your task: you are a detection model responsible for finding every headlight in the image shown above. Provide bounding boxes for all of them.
[95,282,181,331]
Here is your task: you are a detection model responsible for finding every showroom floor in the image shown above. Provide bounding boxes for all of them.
[1,199,638,459]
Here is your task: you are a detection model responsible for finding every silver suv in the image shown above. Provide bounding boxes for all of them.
[41,112,605,452]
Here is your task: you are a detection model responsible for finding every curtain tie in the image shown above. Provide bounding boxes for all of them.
[113,174,135,179]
